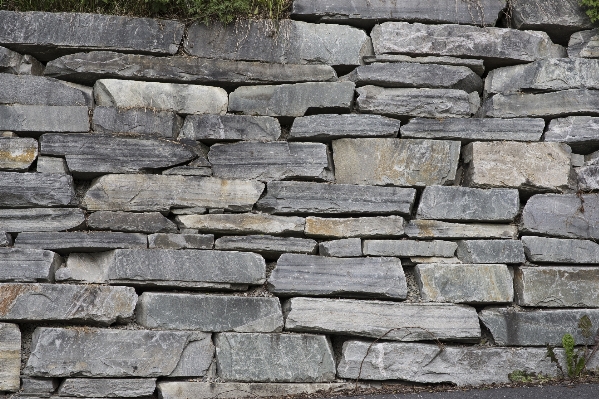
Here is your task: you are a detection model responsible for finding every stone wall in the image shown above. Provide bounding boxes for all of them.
[1,0,599,397]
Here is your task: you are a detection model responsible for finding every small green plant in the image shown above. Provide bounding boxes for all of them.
[508,370,551,383]
[581,0,599,23]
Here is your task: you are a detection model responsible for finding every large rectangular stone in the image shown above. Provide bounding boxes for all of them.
[269,254,407,299]
[522,236,599,264]
[0,323,20,392]
[87,211,177,233]
[0,137,38,171]
[257,181,416,215]
[363,240,456,257]
[568,28,599,58]
[180,115,281,143]
[304,216,405,238]
[215,235,317,259]
[284,297,480,342]
[456,240,525,264]
[92,106,182,137]
[405,220,518,239]
[83,175,264,212]
[176,213,305,235]
[0,73,92,106]
[137,293,283,332]
[57,378,156,398]
[215,333,336,382]
[333,138,460,186]
[0,11,184,60]
[0,208,85,232]
[363,54,485,76]
[289,114,400,141]
[545,116,599,153]
[15,232,147,253]
[0,105,89,132]
[0,172,76,207]
[0,283,136,324]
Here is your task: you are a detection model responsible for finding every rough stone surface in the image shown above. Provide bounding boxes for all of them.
[137,293,283,332]
[57,378,157,398]
[148,233,213,249]
[0,323,20,392]
[269,254,407,299]
[0,248,61,283]
[169,332,214,378]
[284,297,480,342]
[0,172,76,208]
[257,181,416,215]
[333,139,460,187]
[180,115,281,143]
[289,114,400,141]
[545,116,599,154]
[0,74,92,107]
[15,232,147,253]
[92,106,183,138]
[37,156,68,174]
[0,232,11,247]
[176,213,305,235]
[577,165,599,190]
[415,264,514,304]
[215,333,336,382]
[20,377,58,397]
[363,54,485,76]
[318,238,362,257]
[0,283,136,324]
[522,236,599,264]
[405,220,518,239]
[568,29,599,58]
[0,208,85,232]
[0,137,38,171]
[1,46,44,75]
[0,105,89,132]
[215,235,317,259]
[363,240,457,257]
[456,240,525,264]
[87,211,177,234]
[304,216,405,238]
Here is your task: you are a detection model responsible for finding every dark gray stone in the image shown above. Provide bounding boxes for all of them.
[0,172,76,207]
[215,235,317,259]
[20,377,58,397]
[180,115,281,143]
[304,216,405,238]
[0,248,61,282]
[318,238,362,257]
[92,106,183,138]
[36,156,69,174]
[15,232,147,254]
[57,378,156,398]
[577,165,599,190]
[175,213,305,235]
[0,323,20,392]
[0,105,89,132]
[362,54,485,76]
[0,46,24,74]
[545,116,599,154]
[362,240,457,257]
[148,233,213,249]
[289,114,399,141]
[456,240,525,264]
[0,73,92,106]
[87,211,177,233]
[0,137,38,171]
[405,220,518,239]
[521,236,599,264]
[0,232,12,247]
[0,208,85,232]
[568,29,599,58]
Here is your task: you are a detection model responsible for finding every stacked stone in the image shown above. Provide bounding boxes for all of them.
[0,1,598,397]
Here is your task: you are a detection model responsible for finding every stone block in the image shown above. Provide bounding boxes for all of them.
[0,323,20,392]
[577,165,599,190]
[289,114,399,141]
[148,233,213,249]
[0,172,76,207]
[568,29,599,58]
[0,137,38,171]
[0,248,61,283]
[176,213,304,235]
[0,74,92,107]
[57,378,156,398]
[36,156,68,174]
[169,333,214,378]
[20,377,58,397]
[405,220,518,239]
[304,216,405,238]
[92,106,182,138]
[87,211,177,233]
[456,240,525,264]
[363,54,485,76]
[0,105,89,132]
[215,235,317,259]
[545,116,599,154]
[522,236,599,264]
[180,115,281,143]
[318,238,362,257]
[363,240,456,257]
[15,232,147,254]
[0,208,85,232]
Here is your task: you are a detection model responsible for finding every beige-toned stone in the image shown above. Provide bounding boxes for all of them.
[304,216,404,238]
[0,137,38,171]
[0,323,20,392]
[176,213,304,235]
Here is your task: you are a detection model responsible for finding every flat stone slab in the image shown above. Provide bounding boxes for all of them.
[0,248,61,283]
[284,297,480,342]
[215,332,336,382]
[333,138,460,187]
[209,142,332,182]
[363,54,485,76]
[0,105,89,132]
[456,240,525,264]
[148,233,213,249]
[319,238,362,257]
[289,114,400,141]
[363,240,456,257]
[14,232,147,254]
[57,249,265,289]
[545,116,599,154]
[180,115,281,143]
[176,213,305,235]
[229,82,354,117]
[0,283,136,324]
[0,73,92,106]
[417,186,520,222]
[304,216,405,238]
[0,208,85,232]
[87,211,177,233]
[269,254,407,299]
[0,323,20,392]
[44,51,337,86]
[515,266,599,307]
[0,172,76,208]
[215,235,317,259]
[0,137,38,171]
[184,20,371,68]
[415,264,514,304]
[92,106,182,138]
[57,378,156,398]
[137,293,283,332]
[83,175,264,212]
[405,220,518,239]
[401,118,544,143]
[568,28,599,58]
[257,181,416,215]
[522,236,599,264]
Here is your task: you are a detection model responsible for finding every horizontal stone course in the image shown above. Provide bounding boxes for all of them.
[405,220,518,239]
[0,172,76,208]
[0,104,89,132]
[92,106,183,137]
[0,208,85,232]
[304,216,405,238]
[14,232,147,253]
[0,73,92,107]
[363,240,456,257]
[545,116,599,153]
[180,115,281,143]
[0,137,38,171]
[169,332,214,378]
[522,236,599,264]
[215,235,317,259]
[148,233,213,249]
[0,323,20,392]
[456,240,525,264]
[87,211,177,233]
[319,238,362,257]
[176,213,305,235]
[289,114,400,141]
[57,378,157,398]
[0,248,61,283]
[363,54,485,76]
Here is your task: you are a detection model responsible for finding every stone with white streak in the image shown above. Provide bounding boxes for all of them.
[0,137,38,171]
[577,166,599,191]
[545,116,599,154]
[92,106,183,138]
[0,323,20,392]
[304,216,405,238]
[0,172,76,207]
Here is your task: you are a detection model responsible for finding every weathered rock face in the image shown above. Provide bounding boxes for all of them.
[57,378,157,398]
[0,233,12,247]
[545,116,599,153]
[333,139,460,186]
[14,232,147,253]
[363,54,485,76]
[319,238,362,257]
[0,323,20,392]
[92,106,183,138]
[456,240,525,264]
[87,211,177,233]
[148,233,213,250]
[0,11,184,61]
[269,254,407,299]
[20,377,57,396]
[0,137,38,171]
[304,216,405,238]
[405,220,518,239]
[176,213,305,235]
[522,236,599,264]
[0,172,76,207]
[568,29,599,58]
[0,248,61,283]
[0,208,85,232]
[289,114,400,141]
[0,105,89,132]
[137,293,283,332]
[169,332,214,378]
[37,156,68,174]
[362,240,456,257]
[215,235,317,259]
[180,115,281,143]
[0,73,92,107]
[577,165,599,190]
[1,45,34,74]
[284,297,480,342]
[214,333,336,382]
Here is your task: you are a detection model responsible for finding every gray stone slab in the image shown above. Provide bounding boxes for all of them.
[0,137,38,171]
[0,208,85,232]
[209,142,332,182]
[363,240,456,257]
[257,181,416,215]
[0,248,61,282]
[456,240,524,264]
[0,232,11,247]
[415,264,514,304]
[515,266,599,307]
[284,297,480,342]
[521,236,599,264]
[318,238,362,257]
[20,377,58,397]
[269,254,406,299]
[57,378,156,398]
[480,307,599,346]
[577,165,599,190]
[87,211,177,234]
[371,22,566,68]
[14,232,147,254]
[180,115,281,143]
[148,233,213,249]
[0,46,23,74]
[356,86,478,118]
[0,323,20,392]
[57,249,265,289]
[401,117,544,143]
[304,216,405,238]
[405,220,518,239]
[289,114,399,141]
[0,283,136,324]
[215,332,336,382]
[92,106,182,138]
[169,332,214,378]
[568,28,599,58]
[0,11,184,61]
[0,172,76,208]
[36,156,68,174]
[162,165,211,177]
[229,82,355,117]
[521,193,599,239]
[175,213,305,235]
[137,292,283,332]
[215,235,317,259]
[44,51,337,86]
[362,54,485,76]
[83,175,264,212]
[0,105,89,132]
[184,20,371,68]
[417,186,520,222]
[545,116,599,154]
[0,73,92,106]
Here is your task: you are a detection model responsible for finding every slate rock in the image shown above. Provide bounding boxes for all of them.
[0,105,89,132]
[148,233,213,249]
[0,172,76,207]
[0,73,92,106]
[363,54,485,76]
[215,332,336,382]
[304,216,405,238]
[362,240,457,257]
[577,165,599,190]
[568,29,599,58]
[92,106,183,138]
[175,213,305,235]
[0,232,11,247]
[0,11,184,61]
[333,138,460,187]
[0,248,61,282]
[180,115,281,143]
[318,238,362,257]
[15,232,147,254]
[284,297,480,342]
[521,236,599,264]
[545,116,599,154]
[0,46,24,74]
[405,220,518,239]
[456,240,524,264]
[0,323,20,392]
[87,211,177,233]
[169,332,214,378]
[0,137,38,171]
[36,156,68,174]
[289,114,400,141]
[0,208,85,232]
[20,377,58,397]
[57,378,156,398]
[215,235,317,259]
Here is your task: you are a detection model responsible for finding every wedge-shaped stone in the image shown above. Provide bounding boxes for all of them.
[0,105,89,132]
[184,20,371,68]
[284,297,480,341]
[92,106,182,137]
[0,137,38,171]
[416,264,513,304]
[356,86,478,118]
[515,266,599,307]
[0,11,184,61]
[229,82,354,117]
[0,73,92,106]
[215,333,335,382]
[521,236,599,264]
[568,29,599,58]
[577,165,599,190]
[363,240,456,257]
[209,142,333,181]
[401,118,544,143]
[15,232,147,253]
[181,115,281,143]
[319,238,362,257]
[57,378,156,398]
[463,142,572,193]
[363,54,485,76]
[137,293,283,332]
[44,51,337,86]
[257,181,416,215]
[0,248,61,282]
[405,220,518,239]
[545,116,599,154]
[371,22,565,68]
[289,114,399,141]
[169,332,214,378]
[176,213,304,235]
[58,249,265,289]
[456,240,524,264]
[84,175,264,212]
[305,216,404,238]
[215,235,317,259]
[0,172,76,207]
[333,138,460,187]
[148,233,213,249]
[0,283,136,324]
[0,208,85,232]
[87,211,176,233]
[521,194,599,239]
[0,323,20,392]
[417,186,520,222]
[337,341,556,385]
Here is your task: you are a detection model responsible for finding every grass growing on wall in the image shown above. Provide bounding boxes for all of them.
[0,0,290,23]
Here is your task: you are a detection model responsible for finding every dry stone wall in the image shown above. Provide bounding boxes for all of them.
[0,0,599,397]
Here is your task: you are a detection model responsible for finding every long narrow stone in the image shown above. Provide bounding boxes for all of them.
[0,137,38,171]
[545,116,599,153]
[92,106,183,138]
[568,28,599,58]
[456,240,525,264]
[15,232,147,253]
[522,236,599,264]
[0,105,89,132]
[363,54,485,76]
[289,114,400,141]
[363,240,456,257]
[284,297,480,342]
[0,73,92,106]
[0,172,76,207]
[87,211,177,233]
[0,248,61,282]
[176,213,305,235]
[215,235,317,259]
[405,220,518,239]
[0,208,85,232]
[180,115,281,143]
[0,323,20,392]
[148,233,213,250]
[57,378,157,398]
[304,216,405,238]
[269,254,407,299]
